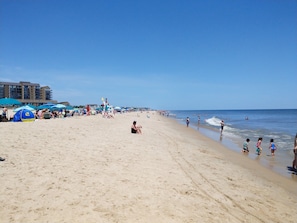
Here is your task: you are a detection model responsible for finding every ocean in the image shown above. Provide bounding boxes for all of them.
[167,109,297,179]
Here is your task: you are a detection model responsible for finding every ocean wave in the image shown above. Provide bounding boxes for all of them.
[205,116,221,127]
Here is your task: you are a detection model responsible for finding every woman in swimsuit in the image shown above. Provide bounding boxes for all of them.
[131,121,142,134]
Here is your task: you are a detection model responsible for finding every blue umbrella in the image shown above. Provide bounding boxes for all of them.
[0,98,22,106]
[37,103,56,110]
[49,104,66,111]
[51,104,66,109]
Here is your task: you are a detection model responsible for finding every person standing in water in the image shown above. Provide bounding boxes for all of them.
[220,120,224,134]
[269,138,277,156]
[256,137,263,155]
[186,117,190,127]
[242,138,250,153]
[292,134,297,170]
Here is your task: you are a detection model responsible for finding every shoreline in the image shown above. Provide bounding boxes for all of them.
[165,115,297,194]
[1,111,296,222]
[173,116,297,182]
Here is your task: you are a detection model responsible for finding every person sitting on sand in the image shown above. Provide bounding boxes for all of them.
[131,121,142,134]
[2,107,7,117]
[242,138,250,153]
[1,107,8,121]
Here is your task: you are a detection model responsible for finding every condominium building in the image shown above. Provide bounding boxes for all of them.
[0,81,57,105]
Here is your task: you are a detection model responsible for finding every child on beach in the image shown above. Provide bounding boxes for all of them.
[256,137,263,155]
[242,138,250,153]
[269,139,277,156]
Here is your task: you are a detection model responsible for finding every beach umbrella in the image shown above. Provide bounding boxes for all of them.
[66,105,74,110]
[14,105,36,112]
[37,103,56,110]
[51,104,66,109]
[0,98,22,106]
[49,104,66,111]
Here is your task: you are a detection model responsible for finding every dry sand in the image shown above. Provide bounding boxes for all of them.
[0,111,296,223]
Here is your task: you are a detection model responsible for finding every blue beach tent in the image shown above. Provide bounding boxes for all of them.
[13,109,35,122]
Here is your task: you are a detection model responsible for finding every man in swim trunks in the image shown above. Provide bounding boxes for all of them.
[220,120,224,134]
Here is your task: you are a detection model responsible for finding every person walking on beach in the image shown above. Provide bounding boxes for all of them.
[220,120,224,134]
[256,137,263,155]
[269,139,277,156]
[242,138,250,153]
[292,134,297,170]
[186,117,190,127]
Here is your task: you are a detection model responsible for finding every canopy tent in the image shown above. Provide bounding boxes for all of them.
[0,98,22,106]
[13,109,35,122]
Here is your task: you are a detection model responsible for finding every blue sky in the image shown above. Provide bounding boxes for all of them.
[0,0,296,110]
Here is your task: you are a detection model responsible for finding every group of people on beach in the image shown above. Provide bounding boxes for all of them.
[242,137,277,156]
[242,134,297,171]
[182,115,297,171]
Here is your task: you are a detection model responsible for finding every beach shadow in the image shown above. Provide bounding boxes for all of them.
[287,166,297,176]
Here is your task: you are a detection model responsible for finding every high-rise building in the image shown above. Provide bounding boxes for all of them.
[0,81,57,105]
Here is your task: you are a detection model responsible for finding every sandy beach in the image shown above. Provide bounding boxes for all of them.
[0,111,296,223]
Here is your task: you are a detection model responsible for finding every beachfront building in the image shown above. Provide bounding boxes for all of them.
[0,81,57,105]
